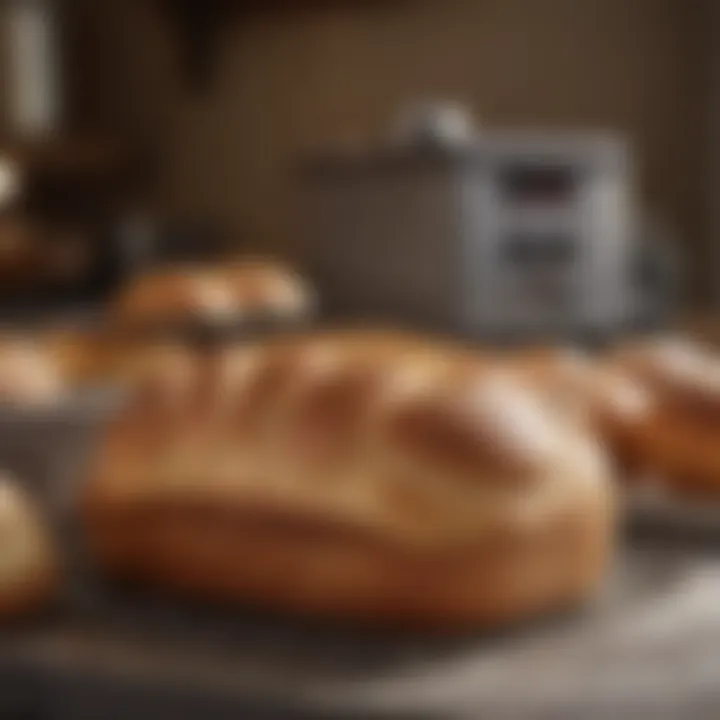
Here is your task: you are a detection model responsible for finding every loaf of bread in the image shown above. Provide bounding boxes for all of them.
[83,332,615,629]
[0,475,57,620]
[611,337,720,495]
[111,260,314,331]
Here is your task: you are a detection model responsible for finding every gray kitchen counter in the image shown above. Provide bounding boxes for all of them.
[1,540,720,720]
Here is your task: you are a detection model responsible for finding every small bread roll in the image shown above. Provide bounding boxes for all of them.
[611,337,720,495]
[221,259,315,320]
[0,475,58,620]
[0,338,67,407]
[111,260,314,331]
[112,267,239,328]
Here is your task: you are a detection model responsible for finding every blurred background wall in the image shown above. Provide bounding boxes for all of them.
[34,0,713,297]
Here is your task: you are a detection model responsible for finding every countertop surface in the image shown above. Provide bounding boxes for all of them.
[2,539,720,719]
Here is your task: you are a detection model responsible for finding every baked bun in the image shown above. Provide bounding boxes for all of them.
[83,333,615,630]
[221,259,315,320]
[111,260,314,332]
[0,474,58,620]
[111,267,238,328]
[512,348,654,480]
[611,338,720,495]
[0,337,68,407]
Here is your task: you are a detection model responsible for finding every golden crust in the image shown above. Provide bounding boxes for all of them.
[507,347,654,480]
[0,327,114,392]
[220,259,315,318]
[111,268,237,325]
[610,338,720,495]
[87,502,610,629]
[111,261,314,329]
[0,336,70,406]
[83,333,615,629]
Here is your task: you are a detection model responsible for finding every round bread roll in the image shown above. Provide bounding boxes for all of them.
[0,338,68,407]
[83,333,615,630]
[0,474,57,620]
[111,266,239,329]
[221,259,315,320]
[611,337,720,495]
[111,260,314,332]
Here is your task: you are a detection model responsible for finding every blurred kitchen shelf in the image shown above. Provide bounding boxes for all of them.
[0,134,146,227]
[0,135,132,180]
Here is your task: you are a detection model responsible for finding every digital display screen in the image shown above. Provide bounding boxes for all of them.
[502,232,577,307]
[502,232,576,264]
[501,165,576,203]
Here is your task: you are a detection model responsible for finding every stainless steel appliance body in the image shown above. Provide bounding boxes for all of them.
[301,132,636,342]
